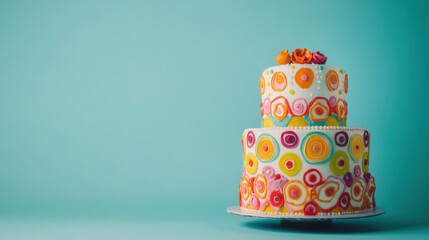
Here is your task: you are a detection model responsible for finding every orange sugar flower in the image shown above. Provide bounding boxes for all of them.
[291,48,312,64]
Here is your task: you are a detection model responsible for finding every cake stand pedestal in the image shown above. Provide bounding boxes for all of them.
[227,206,385,228]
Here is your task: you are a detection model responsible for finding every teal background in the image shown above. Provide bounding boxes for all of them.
[0,0,428,239]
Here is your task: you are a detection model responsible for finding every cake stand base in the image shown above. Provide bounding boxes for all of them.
[226,206,385,221]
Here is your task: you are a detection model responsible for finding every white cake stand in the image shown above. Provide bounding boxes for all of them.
[227,206,386,227]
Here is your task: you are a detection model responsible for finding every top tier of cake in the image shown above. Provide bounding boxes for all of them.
[259,63,348,128]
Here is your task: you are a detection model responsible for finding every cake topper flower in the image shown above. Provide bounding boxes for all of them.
[275,50,291,65]
[312,51,327,64]
[291,48,312,64]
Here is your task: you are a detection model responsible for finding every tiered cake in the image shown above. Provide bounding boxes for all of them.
[239,49,375,216]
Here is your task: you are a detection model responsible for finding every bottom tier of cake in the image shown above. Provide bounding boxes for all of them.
[239,127,375,216]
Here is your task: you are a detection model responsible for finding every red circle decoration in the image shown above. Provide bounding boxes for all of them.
[304,201,319,216]
[303,169,323,187]
[269,191,284,208]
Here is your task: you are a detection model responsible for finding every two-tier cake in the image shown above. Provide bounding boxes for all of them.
[239,49,375,216]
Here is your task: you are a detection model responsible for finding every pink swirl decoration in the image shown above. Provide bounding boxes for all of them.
[281,131,299,149]
[354,165,362,177]
[250,194,260,210]
[247,131,255,148]
[263,97,271,115]
[262,166,275,179]
[290,98,308,116]
[329,96,337,108]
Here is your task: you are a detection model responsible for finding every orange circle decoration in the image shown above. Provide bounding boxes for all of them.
[254,174,268,199]
[326,70,339,91]
[302,133,333,164]
[349,134,364,162]
[271,96,289,121]
[336,98,347,121]
[314,176,345,212]
[240,177,251,201]
[350,178,366,210]
[309,100,329,121]
[256,134,279,162]
[271,72,287,92]
[259,75,265,95]
[294,68,314,89]
[344,74,348,94]
[245,153,258,175]
[283,180,308,206]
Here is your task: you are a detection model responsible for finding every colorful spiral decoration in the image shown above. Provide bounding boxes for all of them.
[303,201,319,216]
[338,192,351,210]
[271,72,287,92]
[280,131,299,149]
[354,165,362,177]
[290,98,308,117]
[254,174,268,199]
[334,131,349,147]
[329,151,350,176]
[250,194,261,210]
[362,152,370,173]
[329,96,337,108]
[294,68,315,89]
[343,172,353,187]
[246,131,255,148]
[349,134,364,162]
[344,74,348,94]
[363,130,369,147]
[240,177,250,201]
[366,177,376,207]
[315,176,345,205]
[336,98,347,121]
[242,134,246,161]
[302,132,333,164]
[309,98,330,121]
[326,70,339,91]
[350,178,366,210]
[269,190,284,208]
[245,153,258,175]
[278,153,302,177]
[256,134,279,162]
[259,75,265,95]
[271,96,289,121]
[303,168,322,187]
[283,180,308,206]
[263,97,271,115]
[262,166,275,179]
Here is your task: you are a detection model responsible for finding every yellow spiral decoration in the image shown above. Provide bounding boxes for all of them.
[256,135,279,162]
[302,133,332,163]
[245,153,258,175]
[349,134,364,162]
[278,153,302,177]
[325,116,340,126]
[329,151,350,175]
